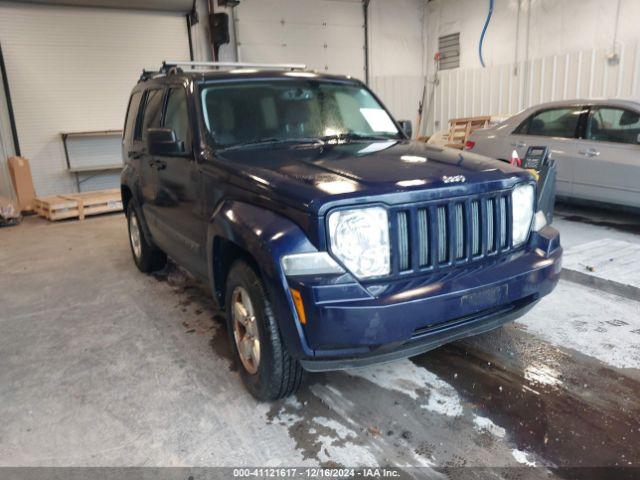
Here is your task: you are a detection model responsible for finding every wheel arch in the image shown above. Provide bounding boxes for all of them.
[206,200,318,359]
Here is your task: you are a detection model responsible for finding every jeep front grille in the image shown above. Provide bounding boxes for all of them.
[391,192,513,277]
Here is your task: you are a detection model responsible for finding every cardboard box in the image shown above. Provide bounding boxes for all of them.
[7,156,36,212]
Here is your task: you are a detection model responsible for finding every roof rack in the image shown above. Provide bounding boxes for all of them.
[161,60,307,72]
[138,69,162,82]
[137,61,308,83]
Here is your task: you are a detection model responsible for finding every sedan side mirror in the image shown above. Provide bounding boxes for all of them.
[398,120,413,139]
[147,128,185,156]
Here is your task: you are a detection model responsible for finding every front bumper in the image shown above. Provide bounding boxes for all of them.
[300,299,537,371]
[282,226,562,371]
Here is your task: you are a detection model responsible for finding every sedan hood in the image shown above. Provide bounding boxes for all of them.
[218,139,529,215]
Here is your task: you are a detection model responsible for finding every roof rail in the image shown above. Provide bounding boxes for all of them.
[161,60,307,72]
[138,69,163,82]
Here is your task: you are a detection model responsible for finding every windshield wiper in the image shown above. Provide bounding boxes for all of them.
[220,137,324,151]
[321,132,398,143]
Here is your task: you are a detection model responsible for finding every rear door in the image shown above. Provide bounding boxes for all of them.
[508,105,588,197]
[574,105,640,208]
[138,87,166,239]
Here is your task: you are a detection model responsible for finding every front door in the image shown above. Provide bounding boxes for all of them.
[153,85,207,279]
[573,105,640,209]
[509,105,588,198]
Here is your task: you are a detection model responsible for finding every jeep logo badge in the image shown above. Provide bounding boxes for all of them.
[442,175,466,184]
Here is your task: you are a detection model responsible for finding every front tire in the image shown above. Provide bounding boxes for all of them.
[225,260,304,400]
[126,201,167,273]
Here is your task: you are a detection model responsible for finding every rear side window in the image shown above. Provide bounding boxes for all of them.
[587,106,640,144]
[124,91,143,142]
[137,88,165,140]
[515,107,583,138]
[164,87,191,153]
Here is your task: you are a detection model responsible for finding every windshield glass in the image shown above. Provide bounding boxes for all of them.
[200,79,401,148]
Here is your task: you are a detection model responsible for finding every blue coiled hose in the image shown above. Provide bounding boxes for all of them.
[479,0,494,68]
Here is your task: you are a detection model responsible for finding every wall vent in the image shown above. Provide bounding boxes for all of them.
[438,33,460,70]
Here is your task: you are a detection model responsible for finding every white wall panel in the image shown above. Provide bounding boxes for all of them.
[370,75,424,125]
[235,0,365,80]
[426,42,640,136]
[0,1,190,196]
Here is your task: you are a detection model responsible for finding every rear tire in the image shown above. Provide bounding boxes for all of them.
[225,260,304,400]
[126,200,167,273]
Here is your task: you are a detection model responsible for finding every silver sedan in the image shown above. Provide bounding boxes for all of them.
[467,99,640,210]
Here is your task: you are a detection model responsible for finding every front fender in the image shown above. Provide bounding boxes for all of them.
[206,201,317,358]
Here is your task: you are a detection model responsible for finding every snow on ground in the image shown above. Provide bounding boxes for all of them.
[516,280,640,369]
[472,416,506,438]
[524,363,563,386]
[346,360,464,417]
[512,449,537,466]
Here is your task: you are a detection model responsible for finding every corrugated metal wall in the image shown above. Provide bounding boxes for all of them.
[370,75,424,125]
[426,41,640,135]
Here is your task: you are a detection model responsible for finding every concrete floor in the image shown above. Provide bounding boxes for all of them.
[0,206,639,475]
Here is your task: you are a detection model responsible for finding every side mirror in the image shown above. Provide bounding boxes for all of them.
[398,120,413,139]
[637,133,640,144]
[147,128,185,156]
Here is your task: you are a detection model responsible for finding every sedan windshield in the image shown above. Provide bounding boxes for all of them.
[200,79,401,148]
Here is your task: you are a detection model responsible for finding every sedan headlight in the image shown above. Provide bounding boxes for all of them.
[328,207,390,279]
[512,183,535,246]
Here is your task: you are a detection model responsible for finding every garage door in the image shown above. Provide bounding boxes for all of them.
[0,2,191,196]
[235,0,365,80]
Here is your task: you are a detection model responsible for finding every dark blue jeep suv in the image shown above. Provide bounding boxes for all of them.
[121,62,562,400]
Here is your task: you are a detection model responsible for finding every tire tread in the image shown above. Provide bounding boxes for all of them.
[227,260,303,400]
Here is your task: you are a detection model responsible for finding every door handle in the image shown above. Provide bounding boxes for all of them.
[578,148,600,157]
[511,142,527,148]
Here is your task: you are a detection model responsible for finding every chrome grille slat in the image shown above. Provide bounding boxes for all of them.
[487,198,495,253]
[471,200,480,255]
[437,206,448,264]
[499,196,508,248]
[417,209,429,266]
[397,211,409,271]
[454,203,464,260]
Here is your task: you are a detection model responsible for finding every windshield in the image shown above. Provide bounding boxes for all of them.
[200,79,401,148]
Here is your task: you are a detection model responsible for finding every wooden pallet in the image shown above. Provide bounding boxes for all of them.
[34,188,123,221]
[446,115,492,149]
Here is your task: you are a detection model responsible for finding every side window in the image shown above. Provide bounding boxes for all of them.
[520,107,582,138]
[124,91,142,142]
[138,88,165,141]
[164,87,191,152]
[587,107,640,144]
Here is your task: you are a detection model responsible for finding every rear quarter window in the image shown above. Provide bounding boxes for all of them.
[137,88,165,141]
[124,91,143,142]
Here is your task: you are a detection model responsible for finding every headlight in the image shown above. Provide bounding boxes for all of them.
[512,183,535,246]
[328,207,390,279]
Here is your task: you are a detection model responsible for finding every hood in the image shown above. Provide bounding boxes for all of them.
[218,139,530,215]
